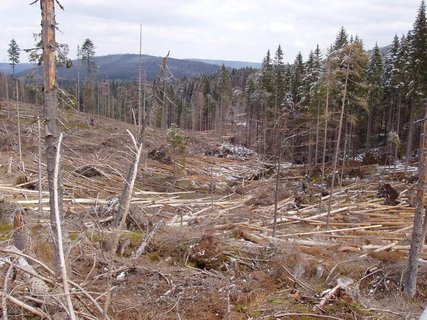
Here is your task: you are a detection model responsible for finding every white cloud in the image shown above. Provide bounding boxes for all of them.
[0,0,423,64]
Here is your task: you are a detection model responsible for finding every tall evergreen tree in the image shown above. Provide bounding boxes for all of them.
[333,26,349,51]
[80,39,96,112]
[409,0,427,101]
[290,52,305,111]
[80,38,96,75]
[215,64,232,137]
[366,43,384,149]
[260,50,274,98]
[273,45,286,111]
[7,39,20,76]
[302,45,322,111]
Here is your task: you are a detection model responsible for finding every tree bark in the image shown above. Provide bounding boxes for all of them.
[405,102,414,174]
[405,101,427,297]
[16,80,23,171]
[272,133,282,237]
[54,133,76,320]
[325,52,351,230]
[41,0,64,275]
[321,59,331,182]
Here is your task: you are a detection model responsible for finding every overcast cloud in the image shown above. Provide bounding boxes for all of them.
[0,0,422,64]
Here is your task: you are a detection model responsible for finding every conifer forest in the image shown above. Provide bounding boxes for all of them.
[1,1,427,319]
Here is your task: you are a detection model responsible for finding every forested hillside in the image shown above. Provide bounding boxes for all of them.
[3,6,426,167]
[10,54,222,81]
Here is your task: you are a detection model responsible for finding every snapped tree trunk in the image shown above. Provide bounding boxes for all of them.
[325,52,351,230]
[41,0,64,275]
[321,59,331,182]
[272,133,282,237]
[405,101,427,297]
[405,103,414,174]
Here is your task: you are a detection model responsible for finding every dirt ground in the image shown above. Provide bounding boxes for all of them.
[0,99,426,319]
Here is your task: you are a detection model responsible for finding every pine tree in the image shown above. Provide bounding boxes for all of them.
[302,45,322,111]
[409,0,427,100]
[302,45,323,165]
[366,43,384,150]
[273,45,286,110]
[80,38,96,112]
[260,49,274,102]
[333,26,349,51]
[290,52,304,111]
[80,38,96,74]
[7,39,20,76]
[215,64,232,137]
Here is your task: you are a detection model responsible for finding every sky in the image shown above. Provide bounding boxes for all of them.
[0,0,423,64]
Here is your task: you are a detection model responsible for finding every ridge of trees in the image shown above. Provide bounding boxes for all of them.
[1,2,426,167]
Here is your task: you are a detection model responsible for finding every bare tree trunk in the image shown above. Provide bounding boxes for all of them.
[5,75,9,118]
[38,117,43,215]
[110,129,145,254]
[405,101,427,297]
[366,108,372,150]
[272,133,282,237]
[16,80,24,172]
[54,133,76,320]
[405,103,414,174]
[314,97,321,166]
[41,0,64,275]
[325,55,351,230]
[321,60,331,182]
[138,24,143,136]
[340,117,349,188]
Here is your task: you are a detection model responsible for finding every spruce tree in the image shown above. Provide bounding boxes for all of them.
[215,64,232,137]
[7,39,20,76]
[273,45,286,111]
[290,52,304,111]
[409,0,427,100]
[80,38,96,74]
[333,26,349,51]
[366,43,384,149]
[80,38,96,112]
[302,45,322,111]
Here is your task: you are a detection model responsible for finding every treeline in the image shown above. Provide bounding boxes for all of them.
[1,2,426,169]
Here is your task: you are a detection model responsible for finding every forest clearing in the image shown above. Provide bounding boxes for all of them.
[0,100,426,319]
[1,0,427,319]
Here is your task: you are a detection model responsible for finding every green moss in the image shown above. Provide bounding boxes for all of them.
[267,296,281,305]
[291,302,314,314]
[69,233,79,241]
[34,240,54,265]
[86,231,106,243]
[235,304,246,313]
[0,224,13,241]
[121,232,144,247]
[0,224,13,233]
[149,252,161,262]
[31,224,44,234]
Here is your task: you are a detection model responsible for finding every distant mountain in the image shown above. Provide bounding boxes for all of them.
[0,63,34,75]
[14,54,221,81]
[188,58,261,69]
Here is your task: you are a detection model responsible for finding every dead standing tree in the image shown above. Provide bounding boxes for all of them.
[325,47,352,230]
[405,100,427,297]
[110,52,170,254]
[37,0,66,274]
